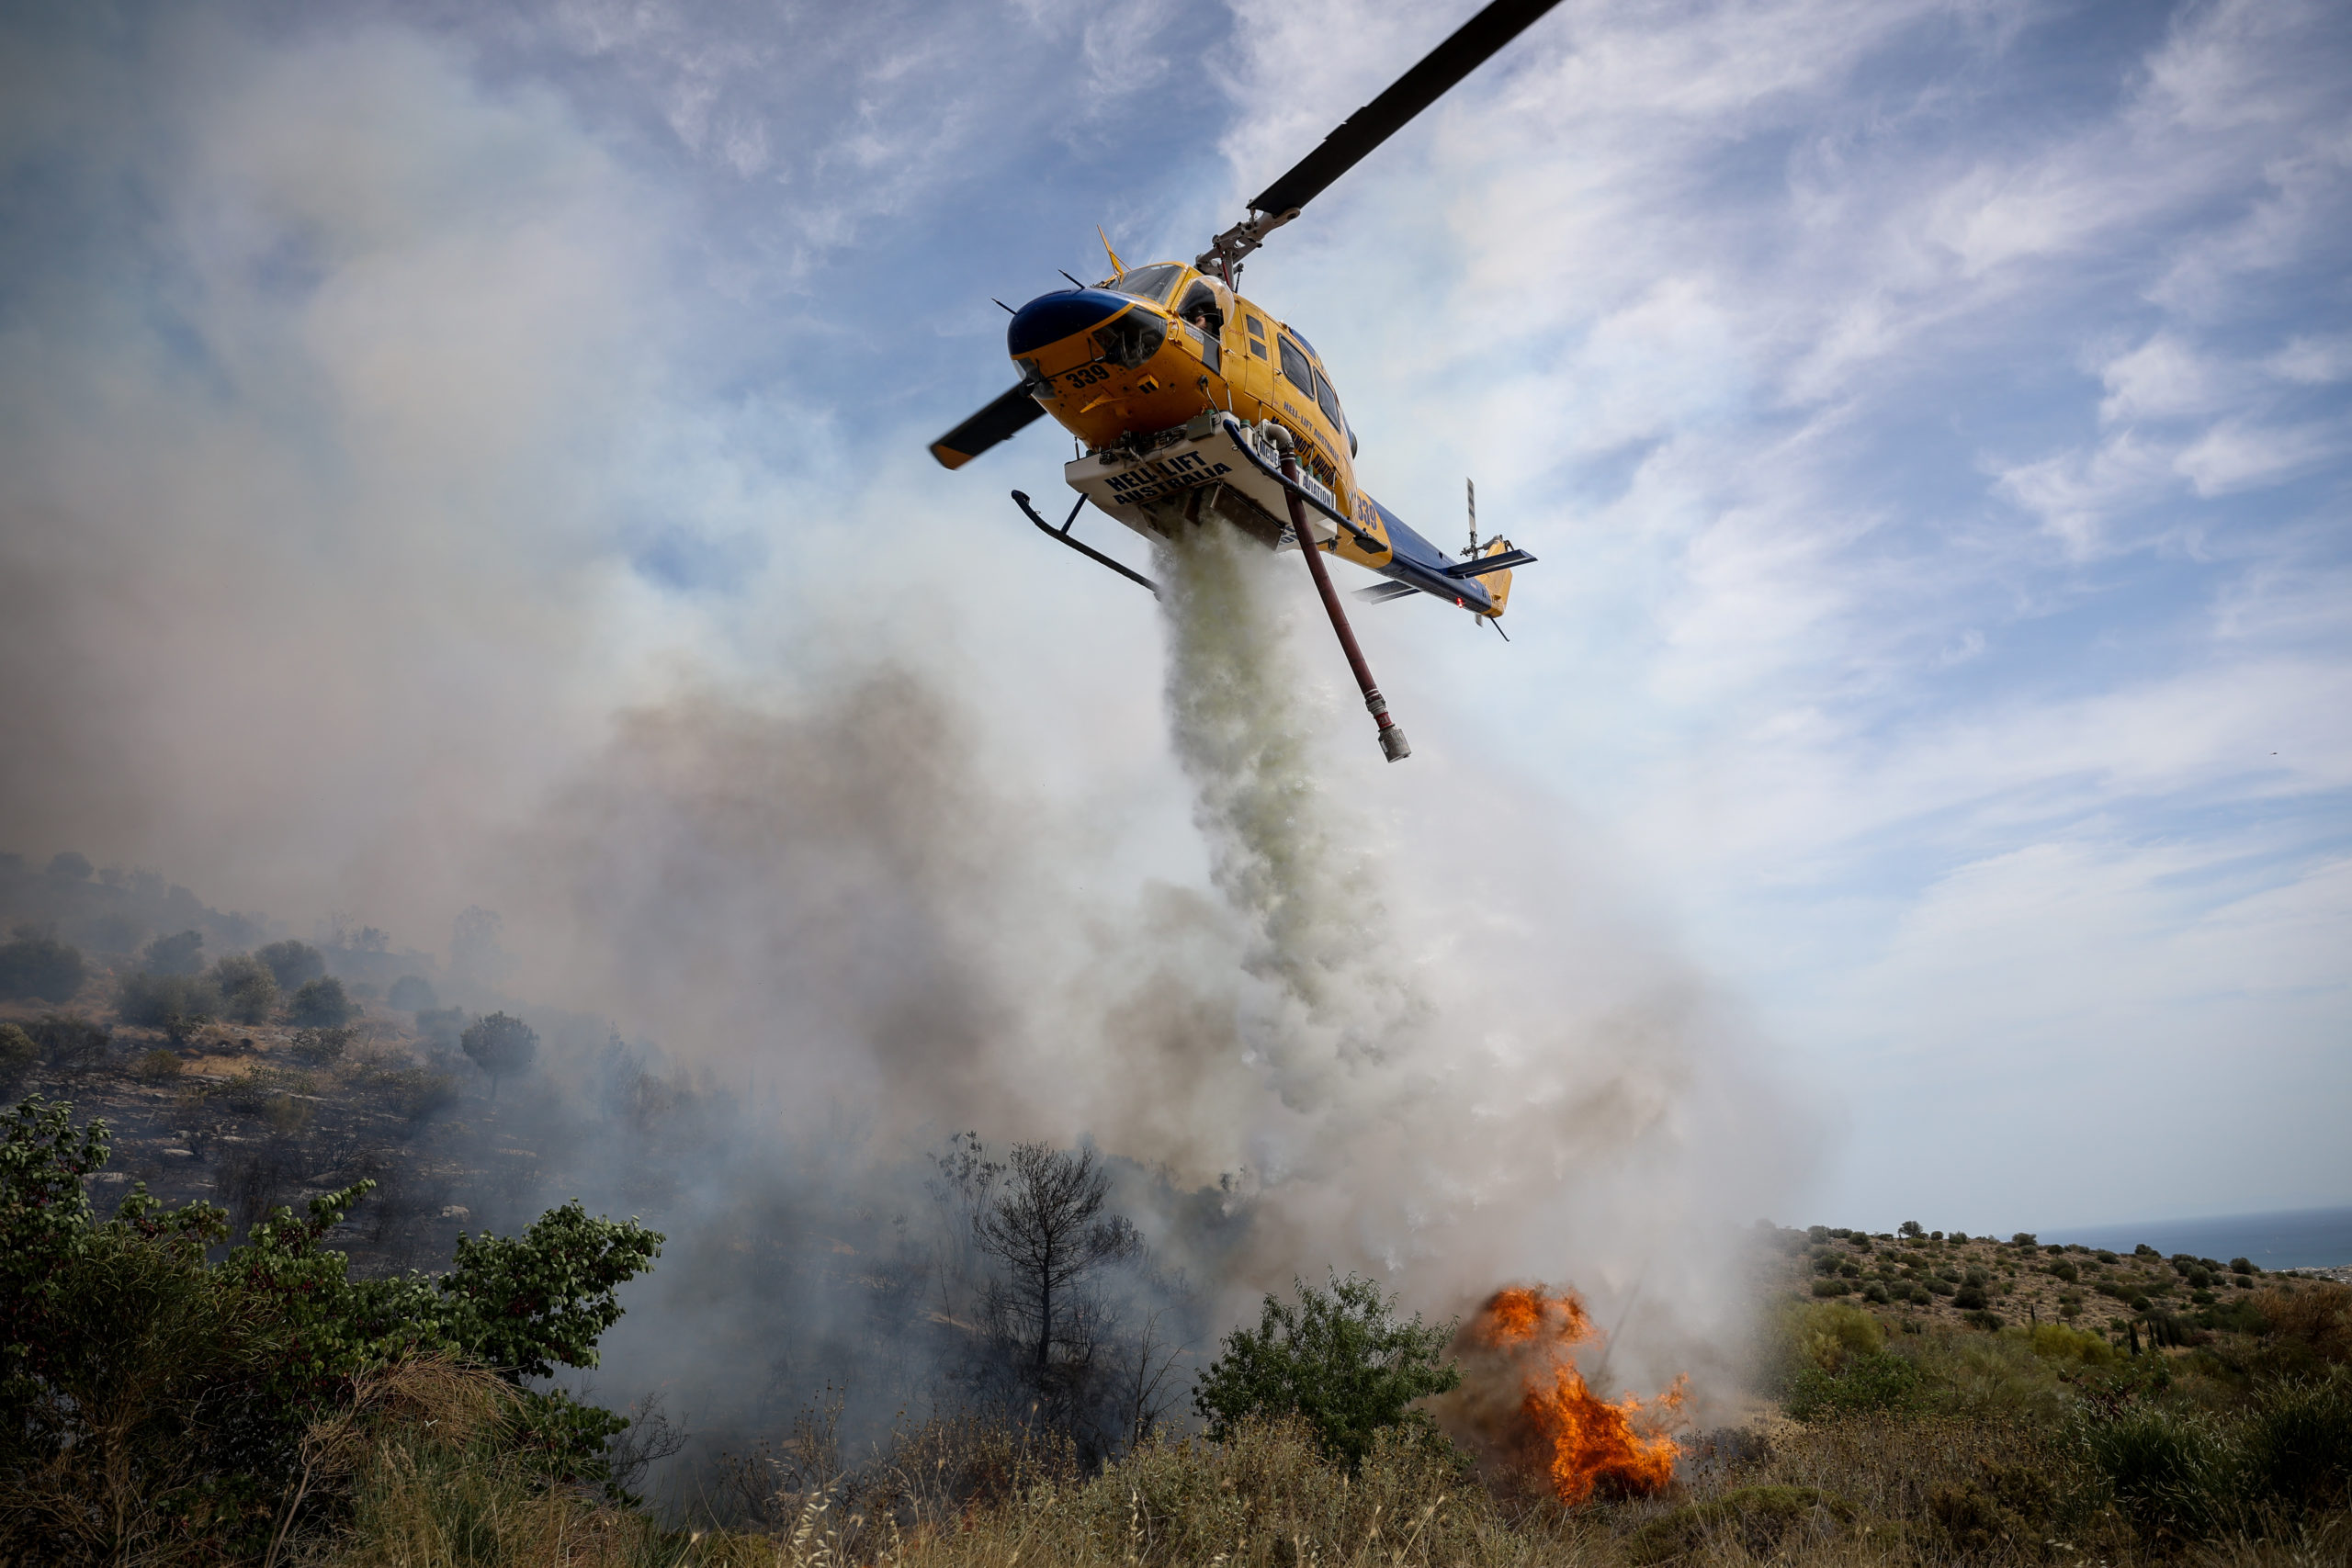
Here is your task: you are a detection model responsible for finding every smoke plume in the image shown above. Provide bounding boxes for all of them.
[0,4,1808,1483]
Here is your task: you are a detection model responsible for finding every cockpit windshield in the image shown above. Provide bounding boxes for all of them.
[1110,264,1183,305]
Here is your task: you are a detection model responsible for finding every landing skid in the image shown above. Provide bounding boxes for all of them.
[1012,491,1160,597]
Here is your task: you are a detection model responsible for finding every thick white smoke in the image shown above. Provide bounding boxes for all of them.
[0,4,1809,1444]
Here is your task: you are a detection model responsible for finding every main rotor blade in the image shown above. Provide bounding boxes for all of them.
[1247,0,1563,220]
[930,383,1047,469]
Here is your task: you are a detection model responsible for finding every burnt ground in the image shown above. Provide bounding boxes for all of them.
[5,988,570,1274]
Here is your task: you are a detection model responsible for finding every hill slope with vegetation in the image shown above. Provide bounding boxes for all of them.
[2,862,2346,1564]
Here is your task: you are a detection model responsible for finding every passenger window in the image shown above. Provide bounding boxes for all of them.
[1246,314,1266,338]
[1278,336,1314,390]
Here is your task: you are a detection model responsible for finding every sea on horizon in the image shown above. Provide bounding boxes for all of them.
[2048,1204,2352,1271]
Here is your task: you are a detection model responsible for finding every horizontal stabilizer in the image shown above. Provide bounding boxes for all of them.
[1443,547,1535,579]
[931,383,1046,469]
[1352,581,1419,604]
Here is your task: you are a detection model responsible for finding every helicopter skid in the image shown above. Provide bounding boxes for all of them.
[1064,417,1340,552]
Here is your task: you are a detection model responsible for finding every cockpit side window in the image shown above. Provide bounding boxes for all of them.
[1277,335,1315,392]
[1312,368,1345,435]
[1111,264,1183,304]
[1173,278,1226,336]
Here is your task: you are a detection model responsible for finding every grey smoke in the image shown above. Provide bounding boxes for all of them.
[0,3,1810,1481]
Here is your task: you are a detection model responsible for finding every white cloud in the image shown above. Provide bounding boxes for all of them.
[1991,435,2178,557]
[2099,333,2226,423]
[2174,418,2346,495]
[2267,333,2352,385]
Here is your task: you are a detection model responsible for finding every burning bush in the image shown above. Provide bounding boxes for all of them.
[1442,1285,1685,1504]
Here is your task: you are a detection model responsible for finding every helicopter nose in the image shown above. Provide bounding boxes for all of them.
[1007,288,1135,357]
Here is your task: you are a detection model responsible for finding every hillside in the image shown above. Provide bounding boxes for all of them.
[5,908,2349,1566]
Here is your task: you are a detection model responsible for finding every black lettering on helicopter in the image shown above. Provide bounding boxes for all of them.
[1100,460,1232,503]
[1057,362,1112,390]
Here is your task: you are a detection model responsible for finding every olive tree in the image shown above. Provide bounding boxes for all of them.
[460,1010,538,1099]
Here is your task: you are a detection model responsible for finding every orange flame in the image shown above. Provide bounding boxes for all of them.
[1453,1285,1685,1505]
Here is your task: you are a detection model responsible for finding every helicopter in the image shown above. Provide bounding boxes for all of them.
[928,0,1561,761]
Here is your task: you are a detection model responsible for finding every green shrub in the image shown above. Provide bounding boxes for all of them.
[138,929,205,976]
[0,1026,33,1098]
[128,1048,184,1083]
[2240,1370,2352,1511]
[1193,1273,1459,1470]
[460,1011,538,1098]
[289,976,356,1027]
[208,953,278,1024]
[116,971,223,1041]
[1812,1277,1853,1297]
[2081,1401,2245,1540]
[209,1064,315,1116]
[0,1095,663,1562]
[1786,1350,1920,1420]
[288,1025,357,1066]
[256,939,325,990]
[24,1014,109,1071]
[387,974,437,1012]
[1860,1280,1890,1304]
[368,1065,459,1122]
[2027,1322,2119,1367]
[1954,1284,1988,1310]
[0,926,85,1004]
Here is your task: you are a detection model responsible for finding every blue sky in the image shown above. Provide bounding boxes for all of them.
[1,0,2346,1241]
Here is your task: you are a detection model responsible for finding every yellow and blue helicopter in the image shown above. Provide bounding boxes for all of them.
[930,0,1559,761]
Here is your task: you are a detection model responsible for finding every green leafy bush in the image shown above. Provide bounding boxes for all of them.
[0,1095,663,1562]
[117,971,223,1041]
[256,939,325,990]
[0,1026,33,1098]
[0,925,85,1004]
[288,1024,357,1066]
[1812,1277,1854,1297]
[129,1048,184,1083]
[1785,1350,1920,1420]
[1193,1273,1459,1469]
[290,975,356,1027]
[387,974,437,1012]
[139,929,205,976]
[24,1014,109,1071]
[460,1011,539,1098]
[208,953,278,1024]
